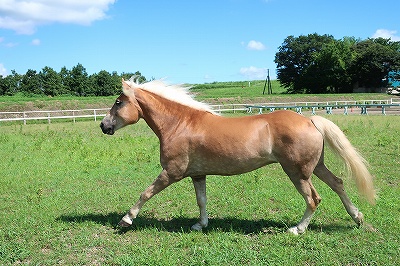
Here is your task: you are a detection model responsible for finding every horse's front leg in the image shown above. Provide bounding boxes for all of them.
[119,169,176,227]
[191,176,208,231]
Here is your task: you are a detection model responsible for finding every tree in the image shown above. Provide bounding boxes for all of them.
[121,71,147,84]
[0,64,150,96]
[0,75,11,95]
[0,70,22,96]
[39,66,64,96]
[69,63,89,96]
[20,69,41,95]
[90,70,119,96]
[275,34,400,93]
[308,37,358,93]
[349,38,400,90]
[59,66,72,95]
[111,71,122,94]
[274,33,335,93]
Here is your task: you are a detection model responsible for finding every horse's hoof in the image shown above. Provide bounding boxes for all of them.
[118,215,133,227]
[118,220,131,227]
[287,226,301,235]
[191,223,203,231]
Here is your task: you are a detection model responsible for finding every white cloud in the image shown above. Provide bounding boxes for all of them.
[31,38,41,45]
[204,74,214,80]
[239,66,268,80]
[0,63,8,76]
[0,0,116,34]
[372,29,400,41]
[246,40,266,51]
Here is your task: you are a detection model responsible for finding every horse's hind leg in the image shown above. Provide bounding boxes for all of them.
[313,163,364,226]
[287,176,322,235]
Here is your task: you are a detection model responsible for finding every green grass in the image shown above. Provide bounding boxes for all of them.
[191,80,394,104]
[0,115,399,265]
[0,94,116,112]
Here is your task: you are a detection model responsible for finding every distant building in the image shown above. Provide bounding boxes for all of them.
[388,70,400,88]
[386,70,400,95]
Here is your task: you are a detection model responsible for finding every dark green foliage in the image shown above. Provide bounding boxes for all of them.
[275,34,400,93]
[350,38,400,90]
[40,66,65,96]
[0,64,147,97]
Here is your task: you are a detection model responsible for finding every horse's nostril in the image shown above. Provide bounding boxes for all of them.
[100,121,115,135]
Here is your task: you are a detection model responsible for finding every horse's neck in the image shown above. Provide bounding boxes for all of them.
[135,89,195,139]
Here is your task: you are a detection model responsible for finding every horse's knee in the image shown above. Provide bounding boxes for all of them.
[307,198,319,212]
[305,181,321,211]
[312,192,322,208]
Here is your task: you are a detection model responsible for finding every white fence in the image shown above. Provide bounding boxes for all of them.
[0,98,399,124]
[391,98,400,104]
[212,99,400,114]
[0,108,109,125]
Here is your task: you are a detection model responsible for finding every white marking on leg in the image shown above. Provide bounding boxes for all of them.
[288,207,314,235]
[337,193,363,225]
[118,170,175,227]
[121,214,133,225]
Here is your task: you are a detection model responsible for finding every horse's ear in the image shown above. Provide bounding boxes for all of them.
[122,79,134,96]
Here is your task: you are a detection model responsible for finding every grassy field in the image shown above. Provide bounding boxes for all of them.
[0,113,399,265]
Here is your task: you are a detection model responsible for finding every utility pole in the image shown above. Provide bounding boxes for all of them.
[262,69,272,95]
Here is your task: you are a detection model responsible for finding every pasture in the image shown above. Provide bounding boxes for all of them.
[0,114,399,265]
[0,80,395,113]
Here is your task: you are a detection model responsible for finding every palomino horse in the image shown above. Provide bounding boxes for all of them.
[100,79,375,234]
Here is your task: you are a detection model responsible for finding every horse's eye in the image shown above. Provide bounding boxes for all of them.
[115,99,122,105]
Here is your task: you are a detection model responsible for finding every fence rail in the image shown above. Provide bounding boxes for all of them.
[1,98,399,124]
[212,99,400,114]
[245,103,400,115]
[0,108,109,125]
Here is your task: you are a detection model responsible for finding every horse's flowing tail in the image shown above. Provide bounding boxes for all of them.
[310,116,376,205]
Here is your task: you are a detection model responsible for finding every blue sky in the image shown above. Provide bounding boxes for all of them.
[1,0,399,84]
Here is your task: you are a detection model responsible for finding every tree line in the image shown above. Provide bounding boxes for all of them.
[275,34,400,93]
[0,63,147,96]
[1,34,400,96]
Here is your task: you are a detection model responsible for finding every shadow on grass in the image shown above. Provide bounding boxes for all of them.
[57,212,354,235]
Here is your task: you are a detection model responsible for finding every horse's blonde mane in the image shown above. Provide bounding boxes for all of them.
[126,78,217,114]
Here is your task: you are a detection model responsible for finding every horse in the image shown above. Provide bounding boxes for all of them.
[100,78,375,235]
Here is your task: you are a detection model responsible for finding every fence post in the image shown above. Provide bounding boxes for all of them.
[73,111,76,123]
[94,110,97,121]
[23,112,26,125]
[47,113,51,124]
[361,106,368,115]
[311,107,316,115]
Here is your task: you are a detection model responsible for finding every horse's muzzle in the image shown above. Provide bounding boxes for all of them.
[100,121,115,135]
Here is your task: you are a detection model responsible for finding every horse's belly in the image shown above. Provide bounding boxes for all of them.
[186,153,277,176]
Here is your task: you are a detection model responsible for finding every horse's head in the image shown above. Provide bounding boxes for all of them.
[100,79,142,135]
